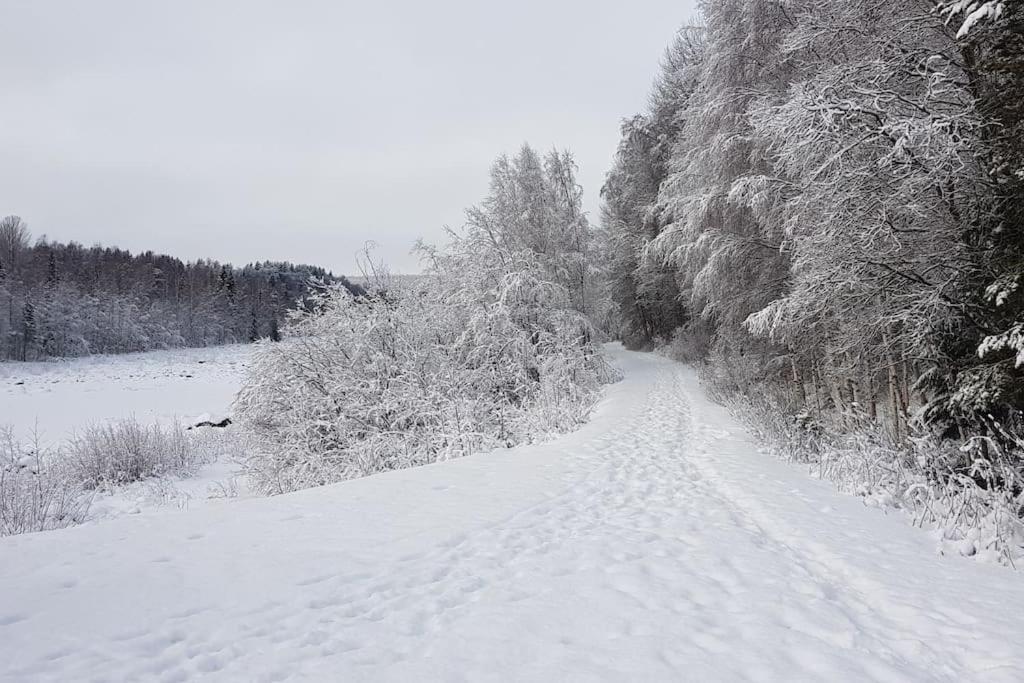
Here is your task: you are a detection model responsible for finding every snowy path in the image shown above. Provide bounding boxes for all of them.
[1,347,1023,681]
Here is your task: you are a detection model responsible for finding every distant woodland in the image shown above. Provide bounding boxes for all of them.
[0,215,360,361]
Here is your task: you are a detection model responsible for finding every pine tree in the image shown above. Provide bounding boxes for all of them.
[218,266,236,300]
[249,309,260,342]
[45,252,59,289]
[21,301,36,361]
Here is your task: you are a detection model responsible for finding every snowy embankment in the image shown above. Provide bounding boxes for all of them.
[2,346,1024,681]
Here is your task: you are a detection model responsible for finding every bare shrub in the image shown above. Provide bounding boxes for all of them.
[0,429,90,536]
[67,419,211,490]
[0,418,236,537]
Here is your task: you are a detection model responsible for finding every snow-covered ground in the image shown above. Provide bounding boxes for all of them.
[0,345,252,519]
[1,346,1023,681]
[0,345,249,446]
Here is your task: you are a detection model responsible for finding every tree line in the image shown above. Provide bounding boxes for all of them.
[0,215,361,361]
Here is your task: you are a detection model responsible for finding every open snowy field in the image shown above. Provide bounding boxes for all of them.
[1,346,253,520]
[1,345,1022,681]
[0,345,251,446]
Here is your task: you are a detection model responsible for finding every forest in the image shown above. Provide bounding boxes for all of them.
[598,0,1024,554]
[0,215,360,361]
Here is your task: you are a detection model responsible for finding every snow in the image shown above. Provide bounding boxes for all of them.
[1,345,253,522]
[0,345,250,446]
[2,345,1024,681]
[84,457,247,522]
[949,0,1005,38]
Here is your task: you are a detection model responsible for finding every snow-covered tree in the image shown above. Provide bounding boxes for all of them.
[468,145,596,317]
[598,28,705,346]
[599,0,1024,553]
[235,146,616,494]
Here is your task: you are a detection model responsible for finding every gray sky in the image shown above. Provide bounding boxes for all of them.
[1,1,693,274]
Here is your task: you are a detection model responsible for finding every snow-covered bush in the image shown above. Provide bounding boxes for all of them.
[0,429,90,536]
[703,367,1024,565]
[66,419,211,490]
[235,146,617,494]
[236,263,614,494]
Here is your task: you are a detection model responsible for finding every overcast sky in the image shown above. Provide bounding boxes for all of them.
[1,1,694,274]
